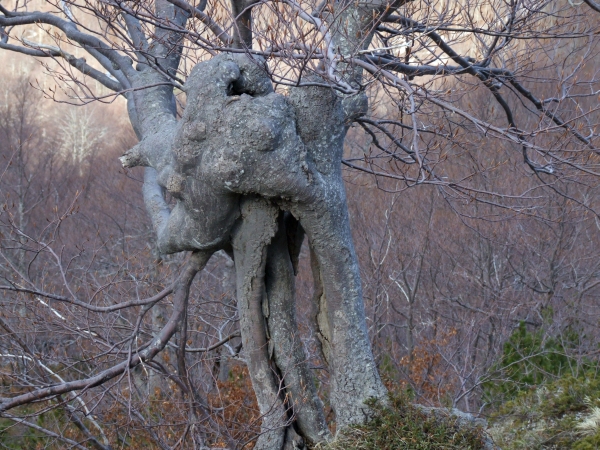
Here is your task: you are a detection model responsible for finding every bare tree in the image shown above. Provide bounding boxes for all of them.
[58,106,106,165]
[1,0,599,447]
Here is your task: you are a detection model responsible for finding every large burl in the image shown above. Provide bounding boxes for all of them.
[120,53,313,254]
[121,53,387,446]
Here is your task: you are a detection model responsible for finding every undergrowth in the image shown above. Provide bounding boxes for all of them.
[489,371,600,450]
[322,393,489,450]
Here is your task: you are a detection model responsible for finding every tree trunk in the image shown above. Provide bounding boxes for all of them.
[265,213,331,445]
[232,197,288,450]
[122,52,388,448]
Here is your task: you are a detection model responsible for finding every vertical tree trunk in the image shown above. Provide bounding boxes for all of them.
[287,79,388,429]
[232,197,288,450]
[265,214,331,446]
[293,189,387,429]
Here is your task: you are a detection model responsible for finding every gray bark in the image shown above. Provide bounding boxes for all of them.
[232,197,287,450]
[265,213,331,445]
[121,52,388,446]
[287,81,387,428]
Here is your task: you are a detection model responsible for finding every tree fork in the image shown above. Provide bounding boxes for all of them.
[121,52,388,444]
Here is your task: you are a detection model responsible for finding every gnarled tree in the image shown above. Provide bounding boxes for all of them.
[1,0,599,447]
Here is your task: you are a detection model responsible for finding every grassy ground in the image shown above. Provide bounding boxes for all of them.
[488,372,600,450]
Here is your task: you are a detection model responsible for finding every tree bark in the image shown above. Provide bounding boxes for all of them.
[121,52,388,446]
[232,197,288,450]
[265,213,331,446]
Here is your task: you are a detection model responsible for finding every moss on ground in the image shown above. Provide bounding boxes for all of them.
[322,393,490,450]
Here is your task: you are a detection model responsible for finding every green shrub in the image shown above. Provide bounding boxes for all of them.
[484,320,583,406]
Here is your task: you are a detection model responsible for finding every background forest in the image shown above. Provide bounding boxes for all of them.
[1,0,600,447]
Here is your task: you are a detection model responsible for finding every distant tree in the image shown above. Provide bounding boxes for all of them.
[58,107,106,165]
